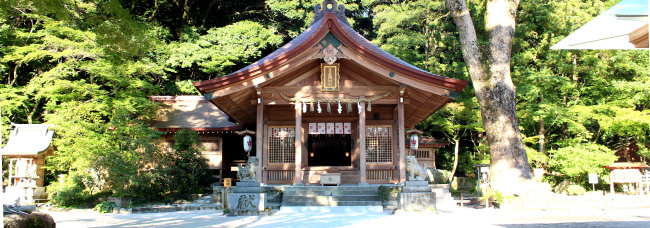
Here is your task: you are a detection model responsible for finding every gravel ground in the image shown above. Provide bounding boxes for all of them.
[46,206,650,228]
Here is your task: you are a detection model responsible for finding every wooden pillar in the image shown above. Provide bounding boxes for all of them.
[294,103,303,184]
[8,159,14,187]
[398,97,406,183]
[256,98,264,183]
[610,175,615,194]
[359,100,367,184]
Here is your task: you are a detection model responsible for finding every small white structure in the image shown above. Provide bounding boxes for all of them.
[552,0,648,49]
[1,124,54,205]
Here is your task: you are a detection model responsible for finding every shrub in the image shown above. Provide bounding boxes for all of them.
[163,129,213,198]
[548,143,616,186]
[526,146,549,169]
[94,201,117,214]
[566,185,586,196]
[377,185,400,201]
[47,172,91,207]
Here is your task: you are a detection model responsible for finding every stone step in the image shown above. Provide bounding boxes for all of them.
[283,195,378,202]
[267,202,281,209]
[402,186,431,193]
[284,185,379,192]
[278,206,383,213]
[229,186,265,193]
[282,190,378,196]
[282,201,382,207]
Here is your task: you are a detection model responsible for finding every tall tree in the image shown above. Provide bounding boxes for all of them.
[445,0,532,194]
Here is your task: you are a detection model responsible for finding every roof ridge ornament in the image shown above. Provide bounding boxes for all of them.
[312,0,349,26]
[311,44,349,65]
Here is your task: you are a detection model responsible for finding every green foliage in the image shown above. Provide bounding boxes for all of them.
[377,185,400,201]
[482,188,504,204]
[566,184,586,196]
[265,0,375,38]
[548,143,617,185]
[526,146,549,168]
[165,129,213,197]
[2,0,649,207]
[94,201,117,214]
[47,172,88,207]
[162,21,283,76]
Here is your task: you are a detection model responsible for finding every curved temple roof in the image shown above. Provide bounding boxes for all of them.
[193,0,468,127]
[194,0,467,94]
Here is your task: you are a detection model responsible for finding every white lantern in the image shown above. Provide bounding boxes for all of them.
[243,135,253,153]
[410,133,419,150]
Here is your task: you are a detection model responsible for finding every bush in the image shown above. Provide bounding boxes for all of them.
[377,185,400,201]
[47,172,90,207]
[566,184,586,196]
[526,146,549,169]
[94,201,117,214]
[548,143,616,187]
[163,129,213,198]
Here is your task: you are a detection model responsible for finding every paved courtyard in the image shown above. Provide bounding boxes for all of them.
[47,207,650,228]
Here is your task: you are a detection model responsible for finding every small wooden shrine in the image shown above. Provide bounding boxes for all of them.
[194,0,467,185]
[1,124,55,204]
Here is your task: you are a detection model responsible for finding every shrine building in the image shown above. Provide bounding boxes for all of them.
[192,0,468,185]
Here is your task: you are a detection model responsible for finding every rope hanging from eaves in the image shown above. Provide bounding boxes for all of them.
[279,91,392,114]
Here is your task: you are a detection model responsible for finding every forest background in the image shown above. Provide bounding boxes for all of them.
[1,0,648,206]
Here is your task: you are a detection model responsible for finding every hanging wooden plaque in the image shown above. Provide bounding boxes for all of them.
[320,63,340,92]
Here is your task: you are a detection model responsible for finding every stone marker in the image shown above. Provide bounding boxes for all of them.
[228,193,266,215]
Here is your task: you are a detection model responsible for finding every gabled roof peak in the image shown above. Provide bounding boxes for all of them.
[313,0,349,26]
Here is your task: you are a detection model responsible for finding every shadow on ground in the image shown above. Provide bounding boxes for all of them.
[496,221,649,228]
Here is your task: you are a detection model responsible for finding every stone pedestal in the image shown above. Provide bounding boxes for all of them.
[228,181,266,215]
[228,193,266,215]
[397,181,436,212]
[398,192,436,211]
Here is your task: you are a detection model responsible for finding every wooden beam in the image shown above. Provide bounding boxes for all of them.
[630,24,649,48]
[260,85,397,97]
[282,63,321,86]
[257,97,401,105]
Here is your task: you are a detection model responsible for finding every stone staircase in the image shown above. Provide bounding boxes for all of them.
[281,185,382,207]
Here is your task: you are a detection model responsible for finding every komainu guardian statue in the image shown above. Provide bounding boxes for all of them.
[237,156,259,182]
[406,155,431,181]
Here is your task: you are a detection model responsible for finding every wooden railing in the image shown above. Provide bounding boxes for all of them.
[367,169,393,182]
[267,170,295,183]
[409,148,431,159]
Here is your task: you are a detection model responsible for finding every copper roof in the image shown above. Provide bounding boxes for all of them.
[150,96,241,130]
[194,0,467,93]
[1,124,54,156]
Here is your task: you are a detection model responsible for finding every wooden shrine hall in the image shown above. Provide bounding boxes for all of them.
[194,0,468,185]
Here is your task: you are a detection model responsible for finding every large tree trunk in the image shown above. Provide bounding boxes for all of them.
[446,0,532,195]
[539,93,545,154]
[449,138,460,183]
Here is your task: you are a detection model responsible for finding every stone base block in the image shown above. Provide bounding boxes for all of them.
[231,186,264,193]
[228,193,265,215]
[405,181,429,186]
[236,182,260,187]
[403,186,431,193]
[398,192,436,212]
